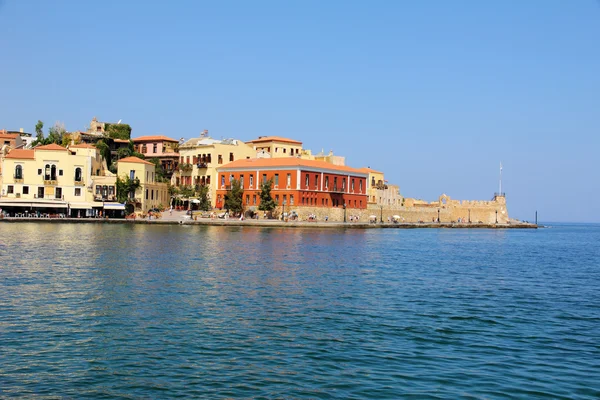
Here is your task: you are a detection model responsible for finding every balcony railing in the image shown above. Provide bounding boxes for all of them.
[74,180,85,186]
[196,162,208,168]
[43,179,58,185]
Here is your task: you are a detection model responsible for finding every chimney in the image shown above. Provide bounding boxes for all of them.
[20,128,24,133]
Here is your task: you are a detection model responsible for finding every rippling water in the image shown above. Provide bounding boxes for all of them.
[0,223,599,398]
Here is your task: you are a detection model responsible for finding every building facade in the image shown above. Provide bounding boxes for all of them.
[117,156,169,213]
[175,134,256,207]
[0,143,122,216]
[245,136,303,158]
[215,158,369,213]
[132,135,179,177]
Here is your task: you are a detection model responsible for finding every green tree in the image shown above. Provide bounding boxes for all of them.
[116,175,141,204]
[35,120,44,141]
[148,158,168,182]
[258,178,277,212]
[224,178,243,215]
[46,121,66,144]
[95,139,112,168]
[105,123,132,140]
[196,185,211,211]
[180,185,195,198]
[117,146,132,160]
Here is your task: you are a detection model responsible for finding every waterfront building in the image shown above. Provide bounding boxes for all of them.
[132,135,179,177]
[215,158,369,213]
[117,156,169,213]
[245,136,304,158]
[359,167,403,206]
[0,143,123,216]
[1,129,31,149]
[175,131,255,207]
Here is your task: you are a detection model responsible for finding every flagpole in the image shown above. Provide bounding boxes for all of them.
[499,162,502,195]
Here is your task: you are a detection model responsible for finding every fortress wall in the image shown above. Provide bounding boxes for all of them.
[263,195,508,223]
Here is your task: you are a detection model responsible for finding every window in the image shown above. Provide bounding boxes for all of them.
[14,165,23,179]
[7,185,14,194]
[286,173,291,187]
[151,190,154,200]
[23,186,29,195]
[283,194,287,204]
[302,197,305,205]
[130,170,135,180]
[305,174,309,188]
[240,175,244,187]
[109,186,115,196]
[38,168,42,175]
[342,178,346,190]
[153,143,157,153]
[218,155,223,164]
[221,175,225,187]
[283,148,286,153]
[229,152,234,162]
[74,188,81,196]
[325,176,329,189]
[246,194,250,204]
[55,187,62,199]
[274,174,279,186]
[263,174,267,183]
[249,175,254,188]
[351,179,355,192]
[142,145,147,153]
[59,170,63,176]
[51,165,57,180]
[146,189,149,200]
[334,177,338,190]
[96,185,102,195]
[290,195,294,205]
[38,187,44,198]
[253,195,256,205]
[315,174,319,189]
[275,195,279,203]
[75,167,82,182]
[359,180,363,193]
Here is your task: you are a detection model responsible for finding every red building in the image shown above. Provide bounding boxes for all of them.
[215,158,369,210]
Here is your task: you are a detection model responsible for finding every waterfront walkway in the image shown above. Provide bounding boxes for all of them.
[0,210,538,229]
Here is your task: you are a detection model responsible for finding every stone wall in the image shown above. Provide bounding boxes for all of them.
[275,194,509,223]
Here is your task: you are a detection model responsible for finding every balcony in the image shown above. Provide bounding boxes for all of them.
[43,180,58,185]
[331,186,346,193]
[74,180,85,186]
[196,162,208,168]
[13,176,24,183]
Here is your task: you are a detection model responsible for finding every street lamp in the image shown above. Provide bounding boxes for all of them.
[343,202,347,223]
[380,205,383,224]
[437,208,440,223]
[282,199,287,221]
[495,210,498,224]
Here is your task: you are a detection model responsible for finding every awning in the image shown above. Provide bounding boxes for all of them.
[0,201,67,209]
[103,202,126,210]
[69,202,94,210]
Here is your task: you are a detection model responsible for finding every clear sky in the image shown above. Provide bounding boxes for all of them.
[1,0,598,222]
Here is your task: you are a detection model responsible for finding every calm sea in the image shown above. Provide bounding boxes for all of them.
[0,223,598,399]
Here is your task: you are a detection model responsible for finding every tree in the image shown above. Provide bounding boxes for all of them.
[95,139,112,168]
[148,158,167,182]
[258,178,277,212]
[117,146,132,160]
[35,120,44,141]
[105,123,132,140]
[224,178,243,215]
[46,121,66,144]
[116,176,141,204]
[196,185,211,211]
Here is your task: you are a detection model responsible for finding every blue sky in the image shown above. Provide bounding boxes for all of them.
[1,0,598,222]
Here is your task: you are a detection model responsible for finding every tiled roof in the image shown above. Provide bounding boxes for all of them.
[132,135,178,143]
[35,143,68,151]
[0,133,19,139]
[113,139,130,143]
[218,157,368,175]
[118,156,153,165]
[5,149,35,159]
[358,167,384,174]
[246,136,303,145]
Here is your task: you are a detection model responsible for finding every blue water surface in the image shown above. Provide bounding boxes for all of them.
[0,223,598,399]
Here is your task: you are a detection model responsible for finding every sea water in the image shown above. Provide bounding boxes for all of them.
[0,223,598,398]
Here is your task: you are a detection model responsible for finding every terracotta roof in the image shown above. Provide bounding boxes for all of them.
[118,156,153,165]
[0,133,19,139]
[113,139,130,143]
[218,157,368,175]
[358,167,384,174]
[70,143,98,149]
[35,143,68,151]
[132,135,178,143]
[246,136,303,145]
[5,149,35,159]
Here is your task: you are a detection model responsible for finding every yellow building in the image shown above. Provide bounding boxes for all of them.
[0,143,122,217]
[175,134,255,207]
[359,167,403,206]
[117,156,169,213]
[246,136,303,158]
